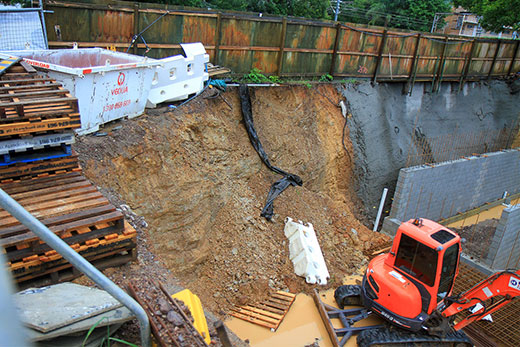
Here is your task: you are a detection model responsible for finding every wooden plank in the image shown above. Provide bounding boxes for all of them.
[313,289,340,347]
[0,191,105,219]
[2,173,84,194]
[0,97,78,109]
[7,185,98,207]
[214,12,222,66]
[0,155,79,180]
[229,291,295,331]
[0,197,109,228]
[0,82,63,92]
[277,18,287,75]
[507,40,520,76]
[0,204,117,239]
[242,305,284,320]
[329,23,341,77]
[250,302,285,315]
[229,311,276,329]
[2,211,123,249]
[372,29,388,83]
[0,89,69,100]
[230,307,280,325]
[0,117,80,137]
[488,40,501,79]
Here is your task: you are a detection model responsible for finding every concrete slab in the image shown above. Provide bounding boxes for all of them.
[34,323,123,347]
[25,306,133,342]
[15,283,122,333]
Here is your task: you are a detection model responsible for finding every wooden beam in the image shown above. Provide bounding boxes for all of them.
[487,39,501,79]
[372,29,387,83]
[329,23,341,77]
[404,33,421,95]
[214,12,222,65]
[507,40,520,76]
[133,3,139,55]
[433,36,448,92]
[459,39,476,91]
[277,18,287,75]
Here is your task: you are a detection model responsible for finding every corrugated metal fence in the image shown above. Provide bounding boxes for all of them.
[43,0,520,83]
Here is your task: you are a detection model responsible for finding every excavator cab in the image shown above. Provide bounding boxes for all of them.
[361,218,461,332]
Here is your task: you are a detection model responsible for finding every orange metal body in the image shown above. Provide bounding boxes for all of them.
[365,218,520,333]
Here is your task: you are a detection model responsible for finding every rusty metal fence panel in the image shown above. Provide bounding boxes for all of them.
[42,0,520,81]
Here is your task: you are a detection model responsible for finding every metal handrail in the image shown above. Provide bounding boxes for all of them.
[0,188,150,347]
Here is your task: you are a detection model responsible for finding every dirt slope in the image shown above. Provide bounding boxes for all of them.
[74,84,389,316]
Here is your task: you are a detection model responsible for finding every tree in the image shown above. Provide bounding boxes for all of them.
[134,0,330,20]
[339,0,452,32]
[454,0,520,31]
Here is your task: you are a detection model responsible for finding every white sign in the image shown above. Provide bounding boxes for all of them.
[508,276,520,291]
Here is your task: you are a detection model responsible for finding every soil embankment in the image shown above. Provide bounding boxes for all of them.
[74,85,390,316]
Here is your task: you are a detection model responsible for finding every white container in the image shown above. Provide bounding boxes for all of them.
[146,43,209,108]
[284,217,330,285]
[6,48,162,135]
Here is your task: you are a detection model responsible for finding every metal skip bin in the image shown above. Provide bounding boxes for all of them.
[5,48,162,135]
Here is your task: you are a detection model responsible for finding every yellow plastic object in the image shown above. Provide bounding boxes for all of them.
[171,289,211,344]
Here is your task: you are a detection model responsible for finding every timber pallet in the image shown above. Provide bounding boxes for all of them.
[0,172,136,285]
[0,57,80,137]
[0,150,80,181]
[15,222,137,289]
[207,63,231,77]
[0,131,75,155]
[229,291,296,331]
[0,143,71,166]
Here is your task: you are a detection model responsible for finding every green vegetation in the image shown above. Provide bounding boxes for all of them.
[454,0,520,31]
[82,317,138,347]
[241,68,283,84]
[137,0,330,20]
[339,0,451,32]
[319,74,334,82]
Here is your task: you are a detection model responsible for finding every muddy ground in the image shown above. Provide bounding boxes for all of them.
[73,84,390,341]
[452,218,499,262]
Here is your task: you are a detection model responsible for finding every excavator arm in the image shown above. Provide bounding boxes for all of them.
[441,270,520,331]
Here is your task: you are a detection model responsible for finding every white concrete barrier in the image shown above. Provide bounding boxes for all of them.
[284,217,330,285]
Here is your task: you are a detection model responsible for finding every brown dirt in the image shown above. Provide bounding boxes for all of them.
[73,84,390,323]
[452,218,498,262]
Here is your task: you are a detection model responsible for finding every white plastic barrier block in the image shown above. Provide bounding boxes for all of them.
[146,42,209,108]
[284,217,330,285]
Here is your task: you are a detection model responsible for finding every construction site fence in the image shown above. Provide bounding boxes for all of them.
[41,0,520,82]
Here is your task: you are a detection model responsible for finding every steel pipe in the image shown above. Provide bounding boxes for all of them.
[0,188,150,347]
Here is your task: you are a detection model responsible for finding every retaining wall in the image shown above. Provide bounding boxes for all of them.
[388,149,520,223]
[486,204,520,270]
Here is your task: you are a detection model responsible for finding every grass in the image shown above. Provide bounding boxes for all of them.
[82,317,138,347]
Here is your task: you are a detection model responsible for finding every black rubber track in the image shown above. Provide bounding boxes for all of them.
[357,326,473,347]
[334,284,362,308]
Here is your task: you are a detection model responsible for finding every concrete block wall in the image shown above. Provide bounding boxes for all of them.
[389,149,520,222]
[486,204,520,270]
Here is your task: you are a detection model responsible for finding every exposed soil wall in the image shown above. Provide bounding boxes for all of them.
[342,80,520,220]
[74,85,389,315]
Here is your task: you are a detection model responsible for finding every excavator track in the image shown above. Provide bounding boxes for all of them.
[357,326,473,347]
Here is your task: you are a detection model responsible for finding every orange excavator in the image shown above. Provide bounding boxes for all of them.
[332,218,520,346]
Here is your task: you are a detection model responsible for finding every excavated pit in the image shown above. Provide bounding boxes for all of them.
[74,85,390,316]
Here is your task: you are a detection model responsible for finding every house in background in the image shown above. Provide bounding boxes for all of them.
[437,7,516,39]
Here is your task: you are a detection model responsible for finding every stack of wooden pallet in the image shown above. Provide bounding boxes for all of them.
[0,53,80,180]
[0,55,137,288]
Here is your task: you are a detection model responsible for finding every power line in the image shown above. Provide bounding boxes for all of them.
[337,4,434,28]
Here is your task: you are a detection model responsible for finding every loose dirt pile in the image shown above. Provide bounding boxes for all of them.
[452,218,499,261]
[74,85,390,320]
